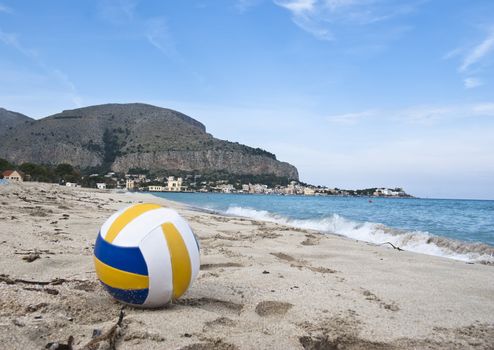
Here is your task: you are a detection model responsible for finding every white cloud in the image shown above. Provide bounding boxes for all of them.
[97,0,137,24]
[98,1,178,59]
[327,110,376,124]
[273,0,422,40]
[0,30,37,58]
[326,103,494,126]
[460,29,494,72]
[464,77,483,89]
[472,103,494,116]
[145,18,178,59]
[392,105,456,124]
[235,0,264,13]
[445,28,494,88]
[0,28,82,107]
[276,0,316,13]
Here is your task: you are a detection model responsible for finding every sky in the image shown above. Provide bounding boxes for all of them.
[1,0,494,199]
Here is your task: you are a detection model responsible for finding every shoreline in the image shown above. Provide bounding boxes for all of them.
[1,182,493,349]
[151,192,494,266]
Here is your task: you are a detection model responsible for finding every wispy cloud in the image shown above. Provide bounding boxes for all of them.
[464,77,483,89]
[472,103,494,115]
[327,109,376,125]
[235,0,263,13]
[0,28,82,107]
[327,103,494,126]
[0,30,37,57]
[98,0,178,59]
[145,17,178,59]
[0,3,12,14]
[445,27,494,89]
[459,29,494,72]
[273,0,423,41]
[97,0,137,24]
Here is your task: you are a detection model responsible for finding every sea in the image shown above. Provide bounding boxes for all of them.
[152,192,494,264]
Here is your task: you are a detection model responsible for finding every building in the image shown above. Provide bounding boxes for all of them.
[218,184,235,193]
[2,170,24,182]
[148,185,165,192]
[166,176,183,191]
[303,187,316,196]
[126,179,135,190]
[96,183,107,190]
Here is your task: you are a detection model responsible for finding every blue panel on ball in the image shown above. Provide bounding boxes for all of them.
[100,281,149,305]
[94,233,149,275]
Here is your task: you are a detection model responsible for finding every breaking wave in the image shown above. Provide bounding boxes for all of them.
[224,206,494,265]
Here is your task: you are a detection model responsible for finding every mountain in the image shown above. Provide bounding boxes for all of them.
[0,103,299,179]
[0,108,33,135]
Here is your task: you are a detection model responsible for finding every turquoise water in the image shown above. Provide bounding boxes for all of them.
[153,193,494,263]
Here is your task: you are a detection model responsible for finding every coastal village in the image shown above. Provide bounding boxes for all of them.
[1,168,411,197]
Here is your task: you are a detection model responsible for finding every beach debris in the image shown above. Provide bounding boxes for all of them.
[26,303,49,313]
[0,274,88,292]
[262,270,270,274]
[82,307,125,350]
[45,335,74,350]
[379,242,404,251]
[12,318,25,327]
[92,329,102,338]
[22,252,41,262]
[22,286,59,295]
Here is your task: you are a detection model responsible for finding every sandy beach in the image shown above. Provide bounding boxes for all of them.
[0,182,493,349]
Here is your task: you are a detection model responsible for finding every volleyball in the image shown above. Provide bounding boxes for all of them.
[93,203,200,308]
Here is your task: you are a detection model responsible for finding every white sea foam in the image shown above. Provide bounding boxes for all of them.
[224,206,494,264]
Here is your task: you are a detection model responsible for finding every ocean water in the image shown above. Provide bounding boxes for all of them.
[153,193,494,264]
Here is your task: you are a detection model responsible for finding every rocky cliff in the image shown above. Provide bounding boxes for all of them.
[0,103,298,179]
[0,108,33,135]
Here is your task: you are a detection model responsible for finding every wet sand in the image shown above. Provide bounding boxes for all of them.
[0,182,493,349]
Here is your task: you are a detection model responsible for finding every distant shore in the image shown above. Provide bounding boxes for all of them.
[0,182,493,349]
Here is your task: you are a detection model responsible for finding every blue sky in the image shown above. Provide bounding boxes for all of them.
[1,1,494,199]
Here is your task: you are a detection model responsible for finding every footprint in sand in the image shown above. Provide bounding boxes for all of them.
[270,252,337,274]
[174,297,244,315]
[203,316,237,331]
[361,289,399,312]
[179,339,238,350]
[255,300,293,317]
[301,234,321,246]
[200,262,244,270]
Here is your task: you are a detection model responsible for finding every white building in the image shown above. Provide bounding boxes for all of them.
[126,179,135,190]
[219,184,235,193]
[2,170,23,182]
[148,185,165,192]
[304,187,316,196]
[166,176,183,191]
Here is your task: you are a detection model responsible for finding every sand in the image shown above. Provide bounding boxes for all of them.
[0,182,493,349]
